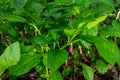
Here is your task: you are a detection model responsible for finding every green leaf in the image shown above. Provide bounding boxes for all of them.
[62,66,71,77]
[9,52,41,76]
[35,63,44,72]
[82,26,98,36]
[34,35,52,46]
[34,36,47,46]
[8,27,19,37]
[80,40,91,49]
[112,20,120,30]
[100,27,120,38]
[80,35,119,65]
[86,15,108,29]
[2,15,27,22]
[48,30,60,41]
[97,59,108,74]
[100,0,114,8]
[41,74,49,78]
[95,39,119,66]
[64,29,81,41]
[64,29,80,37]
[0,42,20,75]
[82,63,93,80]
[14,0,27,7]
[117,54,120,66]
[100,21,120,38]
[50,71,62,80]
[43,50,68,71]
[91,5,114,16]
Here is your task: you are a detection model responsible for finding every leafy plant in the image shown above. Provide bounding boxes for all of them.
[0,0,120,80]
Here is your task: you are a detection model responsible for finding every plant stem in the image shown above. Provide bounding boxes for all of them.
[41,46,49,80]
[2,41,8,47]
[46,67,49,80]
[59,43,70,50]
[59,39,81,50]
[30,23,41,35]
[116,10,120,20]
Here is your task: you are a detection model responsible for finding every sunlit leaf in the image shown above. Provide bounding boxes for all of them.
[0,42,20,75]
[80,35,119,65]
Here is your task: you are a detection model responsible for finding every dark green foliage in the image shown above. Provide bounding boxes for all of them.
[0,0,120,80]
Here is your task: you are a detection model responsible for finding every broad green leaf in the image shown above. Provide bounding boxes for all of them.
[112,20,120,30]
[82,63,93,80]
[91,5,114,16]
[97,59,108,74]
[80,35,119,65]
[87,26,98,36]
[86,15,108,29]
[50,71,62,80]
[100,27,120,38]
[43,50,68,71]
[9,52,41,76]
[2,15,27,22]
[95,39,119,66]
[0,42,20,75]
[100,0,114,8]
[82,26,98,36]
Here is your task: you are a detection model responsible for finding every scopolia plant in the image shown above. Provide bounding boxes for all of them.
[0,0,120,80]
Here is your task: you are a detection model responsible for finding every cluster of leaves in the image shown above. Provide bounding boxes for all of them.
[0,0,120,80]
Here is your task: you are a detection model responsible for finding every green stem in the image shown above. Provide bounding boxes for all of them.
[46,67,49,80]
[30,23,41,35]
[41,46,49,80]
[59,39,81,50]
[59,43,70,50]
[68,36,70,43]
[69,30,80,42]
[72,39,81,43]
[2,41,8,47]
[116,10,120,20]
